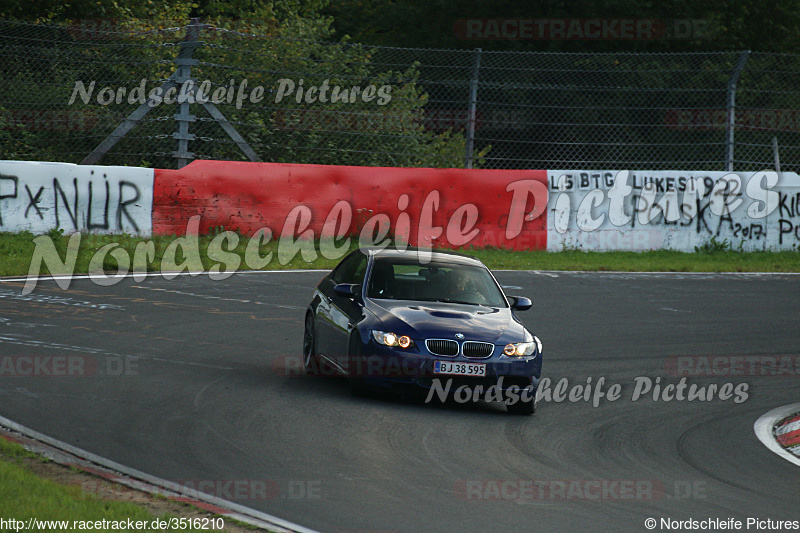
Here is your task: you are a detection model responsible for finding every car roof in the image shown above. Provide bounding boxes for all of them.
[364,247,484,267]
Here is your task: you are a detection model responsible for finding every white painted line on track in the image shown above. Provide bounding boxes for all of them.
[754,403,800,468]
[0,414,320,533]
[128,285,306,310]
[0,269,331,284]
[500,268,800,278]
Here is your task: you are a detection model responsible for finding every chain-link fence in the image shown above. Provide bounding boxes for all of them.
[1,19,799,171]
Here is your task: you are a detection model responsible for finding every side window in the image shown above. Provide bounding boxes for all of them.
[350,256,367,285]
[331,252,367,285]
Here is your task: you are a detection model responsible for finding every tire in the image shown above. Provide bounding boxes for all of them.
[506,385,536,415]
[347,332,370,396]
[303,313,319,375]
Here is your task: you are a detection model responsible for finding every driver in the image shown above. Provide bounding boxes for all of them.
[445,270,486,302]
[447,270,469,294]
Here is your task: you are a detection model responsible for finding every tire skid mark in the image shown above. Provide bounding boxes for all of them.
[0,316,56,329]
[69,326,183,344]
[0,335,234,371]
[131,285,305,310]
[0,333,135,358]
[676,414,762,494]
[0,304,117,319]
[0,288,125,310]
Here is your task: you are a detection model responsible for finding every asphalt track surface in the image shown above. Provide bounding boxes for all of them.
[0,270,799,532]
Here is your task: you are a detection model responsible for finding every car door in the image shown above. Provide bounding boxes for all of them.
[317,252,368,367]
[328,252,368,368]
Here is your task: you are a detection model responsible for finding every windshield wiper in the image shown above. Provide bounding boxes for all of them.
[435,298,477,305]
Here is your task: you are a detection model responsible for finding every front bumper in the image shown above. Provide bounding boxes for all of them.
[351,338,542,391]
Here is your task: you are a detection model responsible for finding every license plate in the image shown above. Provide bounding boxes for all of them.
[433,361,486,377]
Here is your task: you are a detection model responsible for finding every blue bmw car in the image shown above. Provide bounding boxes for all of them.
[303,247,543,414]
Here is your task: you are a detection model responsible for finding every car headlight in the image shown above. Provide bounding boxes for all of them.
[372,330,413,349]
[503,335,542,357]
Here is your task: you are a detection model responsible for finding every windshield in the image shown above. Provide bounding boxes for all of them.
[367,258,508,307]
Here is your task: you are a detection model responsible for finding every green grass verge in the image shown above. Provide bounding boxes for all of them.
[1,230,799,277]
[0,438,209,531]
[468,247,800,272]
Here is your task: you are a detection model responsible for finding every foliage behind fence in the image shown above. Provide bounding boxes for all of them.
[1,19,798,171]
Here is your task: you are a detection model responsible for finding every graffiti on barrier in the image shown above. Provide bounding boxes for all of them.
[546,170,799,251]
[0,161,153,234]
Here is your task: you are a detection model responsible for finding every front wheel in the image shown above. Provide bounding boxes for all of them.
[347,332,370,396]
[303,313,319,375]
[506,385,536,415]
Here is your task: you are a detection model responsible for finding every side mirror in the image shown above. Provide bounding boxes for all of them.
[334,283,359,298]
[509,296,532,311]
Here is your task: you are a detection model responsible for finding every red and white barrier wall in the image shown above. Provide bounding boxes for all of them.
[775,413,800,458]
[152,161,547,249]
[0,161,153,234]
[546,170,800,251]
[1,159,799,252]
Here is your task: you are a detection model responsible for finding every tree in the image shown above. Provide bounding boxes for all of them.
[324,0,800,53]
[0,0,474,168]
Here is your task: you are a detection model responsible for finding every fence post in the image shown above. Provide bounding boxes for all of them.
[725,50,750,172]
[80,21,201,166]
[81,18,259,166]
[173,19,202,169]
[772,136,781,173]
[464,48,482,169]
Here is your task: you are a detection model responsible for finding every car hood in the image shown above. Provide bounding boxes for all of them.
[366,298,527,344]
